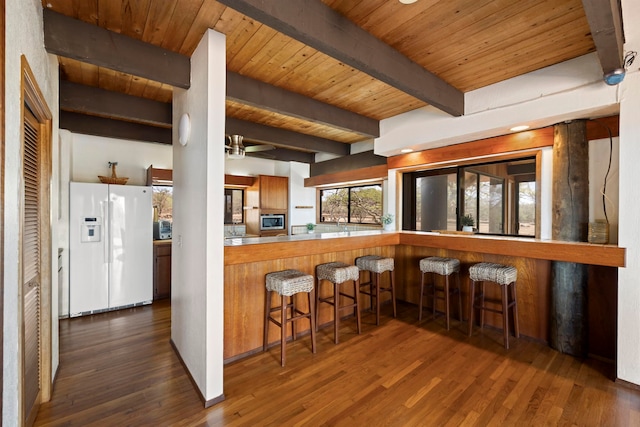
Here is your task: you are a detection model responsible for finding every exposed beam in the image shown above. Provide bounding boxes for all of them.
[60,81,172,127]
[305,165,389,187]
[581,0,625,73]
[246,147,315,164]
[310,150,387,177]
[226,117,350,156]
[60,111,171,144]
[227,71,379,138]
[217,0,463,116]
[43,8,190,88]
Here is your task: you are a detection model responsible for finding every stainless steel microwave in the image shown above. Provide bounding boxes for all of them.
[153,220,172,240]
[260,214,285,230]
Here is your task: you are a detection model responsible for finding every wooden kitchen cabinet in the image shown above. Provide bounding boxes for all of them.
[244,174,289,236]
[153,241,171,300]
[259,175,288,211]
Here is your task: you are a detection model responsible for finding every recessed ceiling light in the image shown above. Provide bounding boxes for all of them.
[510,125,530,132]
[401,148,414,153]
[399,0,418,4]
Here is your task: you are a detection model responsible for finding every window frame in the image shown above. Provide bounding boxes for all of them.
[224,187,244,225]
[402,155,537,237]
[318,182,384,225]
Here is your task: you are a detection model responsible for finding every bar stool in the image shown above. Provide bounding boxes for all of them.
[315,262,361,344]
[468,262,519,349]
[355,255,396,325]
[418,257,462,330]
[263,269,316,366]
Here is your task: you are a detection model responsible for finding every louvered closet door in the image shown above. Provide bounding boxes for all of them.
[23,107,41,424]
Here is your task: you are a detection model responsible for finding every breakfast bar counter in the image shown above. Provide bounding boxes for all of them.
[224,231,624,362]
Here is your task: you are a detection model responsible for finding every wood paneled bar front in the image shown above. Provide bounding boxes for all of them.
[223,231,624,362]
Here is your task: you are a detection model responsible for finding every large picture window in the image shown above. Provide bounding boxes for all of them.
[320,183,383,224]
[402,157,536,236]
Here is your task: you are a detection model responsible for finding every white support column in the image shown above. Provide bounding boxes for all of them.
[171,29,226,404]
[616,0,640,387]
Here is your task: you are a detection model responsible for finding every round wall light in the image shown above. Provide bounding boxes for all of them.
[603,69,626,86]
[178,113,191,146]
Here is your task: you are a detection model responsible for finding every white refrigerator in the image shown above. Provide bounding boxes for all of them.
[69,182,153,316]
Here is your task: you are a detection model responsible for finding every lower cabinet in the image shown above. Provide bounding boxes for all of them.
[153,242,171,300]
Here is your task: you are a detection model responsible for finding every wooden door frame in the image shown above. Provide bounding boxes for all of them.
[20,55,53,423]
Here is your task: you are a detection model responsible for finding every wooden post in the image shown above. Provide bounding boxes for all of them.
[551,120,589,356]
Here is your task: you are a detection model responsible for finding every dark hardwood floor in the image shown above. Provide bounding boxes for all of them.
[35,299,640,426]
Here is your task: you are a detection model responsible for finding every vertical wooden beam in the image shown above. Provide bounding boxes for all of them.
[550,120,589,357]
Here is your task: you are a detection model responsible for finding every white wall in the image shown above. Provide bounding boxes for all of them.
[617,67,640,384]
[4,0,60,422]
[172,29,225,403]
[376,53,619,157]
[288,162,316,229]
[71,133,172,185]
[224,155,279,176]
[617,0,640,386]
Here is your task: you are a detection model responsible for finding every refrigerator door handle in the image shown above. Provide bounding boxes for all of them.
[102,200,110,264]
[107,199,113,264]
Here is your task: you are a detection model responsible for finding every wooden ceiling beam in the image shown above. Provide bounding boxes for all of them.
[43,8,190,89]
[310,150,387,177]
[581,0,625,73]
[227,71,379,138]
[60,111,172,145]
[218,0,464,116]
[60,81,172,128]
[246,148,315,164]
[226,117,350,156]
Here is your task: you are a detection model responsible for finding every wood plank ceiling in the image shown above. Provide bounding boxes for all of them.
[42,0,610,162]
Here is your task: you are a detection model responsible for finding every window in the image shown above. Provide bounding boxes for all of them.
[152,186,173,221]
[224,188,244,224]
[319,183,383,224]
[402,157,536,236]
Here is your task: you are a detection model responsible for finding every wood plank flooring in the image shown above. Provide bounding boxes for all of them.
[35,299,640,426]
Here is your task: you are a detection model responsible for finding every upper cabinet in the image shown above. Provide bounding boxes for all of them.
[146,165,173,186]
[259,175,288,211]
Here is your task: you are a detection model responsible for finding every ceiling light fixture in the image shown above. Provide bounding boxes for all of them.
[603,51,637,86]
[401,148,414,153]
[510,125,530,132]
[399,0,418,4]
[226,134,245,159]
[603,68,626,86]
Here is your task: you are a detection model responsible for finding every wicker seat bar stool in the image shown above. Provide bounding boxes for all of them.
[468,262,519,349]
[418,257,462,330]
[355,255,396,326]
[315,261,361,344]
[263,269,316,367]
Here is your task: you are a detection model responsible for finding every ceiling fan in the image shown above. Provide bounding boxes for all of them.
[225,134,275,159]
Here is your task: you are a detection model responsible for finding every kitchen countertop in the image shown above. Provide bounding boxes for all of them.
[224,230,625,268]
[223,230,394,246]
